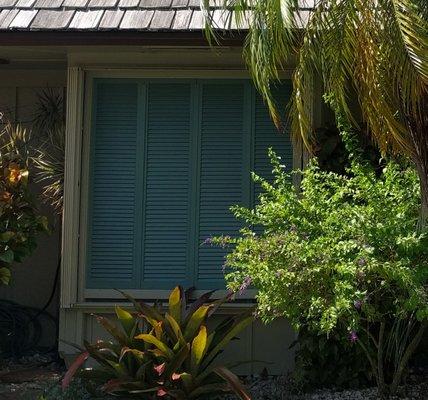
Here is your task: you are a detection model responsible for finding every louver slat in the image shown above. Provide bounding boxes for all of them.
[196,83,246,289]
[254,84,293,200]
[87,82,140,288]
[142,83,192,289]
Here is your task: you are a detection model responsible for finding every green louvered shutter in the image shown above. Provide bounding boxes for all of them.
[196,82,248,289]
[141,83,193,289]
[87,82,141,289]
[253,84,293,200]
[86,79,293,291]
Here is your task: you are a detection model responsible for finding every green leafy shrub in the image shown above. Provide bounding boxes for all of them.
[213,146,428,395]
[64,287,252,399]
[0,121,49,284]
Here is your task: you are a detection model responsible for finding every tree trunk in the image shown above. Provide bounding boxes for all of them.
[407,94,428,230]
[418,166,428,229]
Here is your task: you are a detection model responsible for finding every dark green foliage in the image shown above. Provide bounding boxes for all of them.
[292,328,372,391]
[64,287,252,399]
[315,125,382,176]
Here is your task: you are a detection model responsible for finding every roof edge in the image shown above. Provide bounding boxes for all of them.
[0,30,246,46]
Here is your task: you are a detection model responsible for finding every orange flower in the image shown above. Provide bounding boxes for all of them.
[7,163,22,184]
[0,191,12,203]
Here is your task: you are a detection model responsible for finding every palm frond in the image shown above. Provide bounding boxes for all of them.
[204,0,428,160]
[392,0,428,85]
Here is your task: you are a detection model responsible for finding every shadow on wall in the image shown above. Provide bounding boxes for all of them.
[0,181,61,350]
[0,80,66,352]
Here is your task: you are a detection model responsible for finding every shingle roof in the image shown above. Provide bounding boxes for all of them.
[0,0,314,31]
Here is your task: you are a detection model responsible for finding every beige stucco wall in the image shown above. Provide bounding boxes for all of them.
[0,68,66,348]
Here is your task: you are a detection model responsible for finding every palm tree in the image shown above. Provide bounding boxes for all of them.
[203,0,428,225]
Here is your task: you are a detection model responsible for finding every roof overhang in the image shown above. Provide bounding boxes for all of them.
[0,30,246,46]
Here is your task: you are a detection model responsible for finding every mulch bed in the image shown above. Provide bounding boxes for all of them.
[0,352,62,400]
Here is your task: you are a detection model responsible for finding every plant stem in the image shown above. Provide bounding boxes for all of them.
[377,322,386,396]
[357,337,379,388]
[390,322,427,394]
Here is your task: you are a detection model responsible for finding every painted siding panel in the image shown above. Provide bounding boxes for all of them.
[87,82,140,288]
[196,82,246,289]
[142,83,192,288]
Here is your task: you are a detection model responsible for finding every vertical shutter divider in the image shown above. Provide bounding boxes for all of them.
[138,82,148,289]
[249,85,256,207]
[85,80,98,289]
[242,81,253,209]
[188,80,202,289]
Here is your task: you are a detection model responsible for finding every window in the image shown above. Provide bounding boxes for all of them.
[86,79,292,290]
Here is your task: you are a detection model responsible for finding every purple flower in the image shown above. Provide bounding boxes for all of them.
[349,331,358,343]
[354,299,363,310]
[239,276,252,295]
[202,236,213,246]
[357,258,366,267]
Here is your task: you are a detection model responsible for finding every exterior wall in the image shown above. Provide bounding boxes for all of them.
[0,49,305,373]
[0,68,66,347]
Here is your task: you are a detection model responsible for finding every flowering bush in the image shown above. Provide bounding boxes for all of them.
[0,121,49,284]
[214,145,428,394]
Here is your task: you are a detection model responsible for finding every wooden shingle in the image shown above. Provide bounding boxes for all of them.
[120,9,153,29]
[62,0,88,8]
[33,0,63,8]
[15,0,36,8]
[139,0,171,9]
[171,0,188,8]
[88,0,118,9]
[0,9,17,27]
[171,8,191,30]
[118,0,139,8]
[9,8,36,27]
[69,9,104,29]
[0,0,17,7]
[149,9,174,30]
[99,8,123,28]
[31,9,74,29]
[188,8,203,30]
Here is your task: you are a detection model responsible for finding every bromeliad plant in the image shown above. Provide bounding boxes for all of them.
[63,287,252,399]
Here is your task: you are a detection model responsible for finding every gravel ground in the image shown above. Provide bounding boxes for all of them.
[222,373,428,400]
[1,354,427,400]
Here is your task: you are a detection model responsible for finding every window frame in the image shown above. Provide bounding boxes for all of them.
[77,69,298,302]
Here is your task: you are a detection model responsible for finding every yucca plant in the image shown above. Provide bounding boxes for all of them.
[63,287,253,399]
[32,89,65,214]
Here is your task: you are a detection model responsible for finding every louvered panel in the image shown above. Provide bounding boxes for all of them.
[254,83,293,200]
[142,83,192,288]
[87,82,140,288]
[197,83,246,289]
